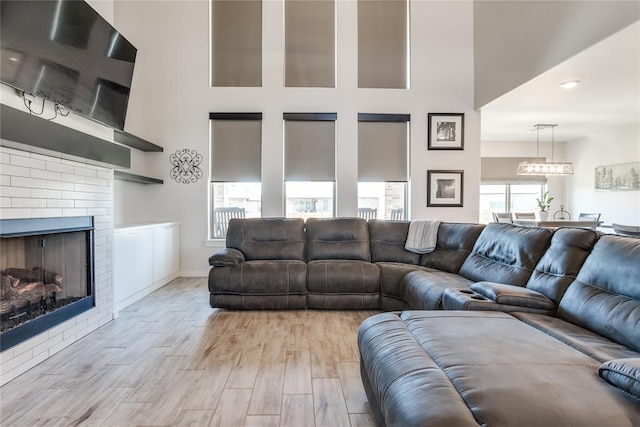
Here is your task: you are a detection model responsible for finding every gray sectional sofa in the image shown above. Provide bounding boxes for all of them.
[208,217,640,426]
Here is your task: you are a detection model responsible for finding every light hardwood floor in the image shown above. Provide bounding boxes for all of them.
[0,277,378,426]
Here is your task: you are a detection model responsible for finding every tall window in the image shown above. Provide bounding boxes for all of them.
[210,0,262,87]
[285,0,335,87]
[358,0,409,88]
[480,157,548,224]
[284,113,336,219]
[479,184,546,224]
[210,113,262,238]
[358,114,409,220]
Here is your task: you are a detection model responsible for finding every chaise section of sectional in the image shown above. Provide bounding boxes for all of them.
[208,218,308,309]
[358,232,640,426]
[358,310,640,427]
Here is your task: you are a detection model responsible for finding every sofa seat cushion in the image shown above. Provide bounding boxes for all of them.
[599,358,640,400]
[471,281,556,310]
[377,262,433,298]
[358,311,640,427]
[307,260,379,294]
[208,260,307,309]
[402,270,473,310]
[442,287,556,316]
[512,312,640,363]
[306,259,380,308]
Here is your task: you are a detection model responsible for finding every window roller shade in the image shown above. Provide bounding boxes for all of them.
[211,119,262,182]
[211,0,262,87]
[358,120,408,182]
[285,0,335,88]
[358,0,408,89]
[284,119,335,181]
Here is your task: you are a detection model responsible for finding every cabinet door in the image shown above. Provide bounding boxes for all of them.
[152,224,179,283]
[113,228,153,304]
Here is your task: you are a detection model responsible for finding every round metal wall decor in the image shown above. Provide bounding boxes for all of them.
[170,149,203,184]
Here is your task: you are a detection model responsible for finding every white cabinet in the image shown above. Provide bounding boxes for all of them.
[113,222,179,314]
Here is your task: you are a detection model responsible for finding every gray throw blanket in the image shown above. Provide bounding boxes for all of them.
[405,220,441,254]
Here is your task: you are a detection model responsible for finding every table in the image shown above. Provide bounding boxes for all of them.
[512,219,601,228]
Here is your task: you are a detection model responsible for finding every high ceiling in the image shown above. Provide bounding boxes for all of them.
[480,21,640,145]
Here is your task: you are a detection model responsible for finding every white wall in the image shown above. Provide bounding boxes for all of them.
[114,0,480,276]
[565,123,640,225]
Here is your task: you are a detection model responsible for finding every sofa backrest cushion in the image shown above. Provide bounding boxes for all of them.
[306,218,370,261]
[526,227,599,304]
[419,222,485,273]
[368,220,420,264]
[459,223,552,286]
[226,218,305,261]
[558,235,640,352]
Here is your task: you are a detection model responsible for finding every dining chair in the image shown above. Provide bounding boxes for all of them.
[514,212,536,219]
[578,213,601,222]
[492,212,513,223]
[612,223,640,237]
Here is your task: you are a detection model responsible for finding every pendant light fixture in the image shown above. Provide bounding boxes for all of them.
[517,124,574,176]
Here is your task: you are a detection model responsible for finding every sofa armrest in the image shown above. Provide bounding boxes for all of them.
[470,281,556,311]
[208,248,245,267]
[599,358,640,399]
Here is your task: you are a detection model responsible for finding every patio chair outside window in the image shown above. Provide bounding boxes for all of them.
[214,207,246,238]
[390,208,404,221]
[357,207,377,220]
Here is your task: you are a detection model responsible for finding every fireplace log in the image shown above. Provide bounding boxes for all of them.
[0,280,62,315]
[2,267,63,286]
[3,268,42,284]
[32,267,64,286]
[1,274,19,301]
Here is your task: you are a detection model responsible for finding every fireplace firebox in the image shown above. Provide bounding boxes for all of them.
[0,217,95,352]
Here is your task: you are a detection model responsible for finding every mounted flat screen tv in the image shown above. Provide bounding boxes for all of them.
[0,0,137,130]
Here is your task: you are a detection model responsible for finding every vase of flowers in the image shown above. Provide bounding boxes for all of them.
[535,191,553,221]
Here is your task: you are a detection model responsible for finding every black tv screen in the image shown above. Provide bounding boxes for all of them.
[0,0,137,130]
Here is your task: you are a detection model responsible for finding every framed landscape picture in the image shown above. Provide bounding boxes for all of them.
[428,113,464,150]
[594,161,640,191]
[427,170,464,207]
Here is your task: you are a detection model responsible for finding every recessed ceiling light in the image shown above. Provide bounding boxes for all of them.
[560,80,580,90]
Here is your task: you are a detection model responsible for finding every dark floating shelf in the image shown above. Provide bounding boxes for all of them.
[114,129,163,152]
[1,104,131,168]
[114,170,163,185]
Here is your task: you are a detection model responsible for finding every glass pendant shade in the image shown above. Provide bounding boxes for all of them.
[517,161,574,175]
[516,124,574,176]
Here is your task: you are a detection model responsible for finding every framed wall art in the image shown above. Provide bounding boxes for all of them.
[427,170,464,207]
[594,161,640,191]
[428,113,464,150]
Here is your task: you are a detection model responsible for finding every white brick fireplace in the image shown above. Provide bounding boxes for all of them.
[0,145,115,385]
